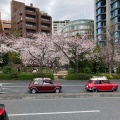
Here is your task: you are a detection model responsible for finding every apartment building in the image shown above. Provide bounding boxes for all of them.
[0,20,11,35]
[61,19,94,39]
[11,0,52,37]
[0,13,11,35]
[94,0,120,46]
[52,20,70,33]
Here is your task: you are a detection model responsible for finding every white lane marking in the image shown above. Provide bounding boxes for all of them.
[0,92,10,93]
[1,83,15,84]
[9,110,100,117]
[2,85,84,88]
[2,86,27,88]
[2,88,11,90]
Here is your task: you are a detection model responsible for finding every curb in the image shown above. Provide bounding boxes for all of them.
[1,92,120,100]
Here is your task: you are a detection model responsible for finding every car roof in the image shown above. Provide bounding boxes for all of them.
[34,78,51,81]
[90,76,108,81]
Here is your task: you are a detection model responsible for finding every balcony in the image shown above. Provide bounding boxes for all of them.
[26,17,36,23]
[26,10,36,16]
[19,11,23,15]
[26,24,36,30]
[41,19,51,24]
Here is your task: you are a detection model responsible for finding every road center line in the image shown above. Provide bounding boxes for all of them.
[9,110,100,117]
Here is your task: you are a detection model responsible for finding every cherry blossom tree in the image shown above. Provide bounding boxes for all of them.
[0,34,15,64]
[99,25,120,74]
[52,34,96,73]
[12,33,97,73]
[12,33,63,69]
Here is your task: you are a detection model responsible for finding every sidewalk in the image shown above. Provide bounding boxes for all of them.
[1,92,120,100]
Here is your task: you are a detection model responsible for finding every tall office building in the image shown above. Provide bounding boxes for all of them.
[52,20,70,33]
[11,0,52,37]
[94,0,120,46]
[61,19,94,39]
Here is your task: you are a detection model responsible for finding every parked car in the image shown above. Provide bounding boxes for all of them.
[0,104,9,120]
[28,78,62,93]
[85,76,118,92]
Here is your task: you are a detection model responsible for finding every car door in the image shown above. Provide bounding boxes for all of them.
[42,80,54,92]
[33,80,43,92]
[101,80,112,91]
[94,80,103,91]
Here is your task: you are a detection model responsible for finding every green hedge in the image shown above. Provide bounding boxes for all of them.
[0,73,54,80]
[65,73,92,80]
[65,73,120,80]
[0,74,10,80]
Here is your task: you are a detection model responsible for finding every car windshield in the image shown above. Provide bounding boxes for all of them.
[87,80,93,83]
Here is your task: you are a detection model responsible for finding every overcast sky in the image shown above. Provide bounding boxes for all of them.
[0,0,94,21]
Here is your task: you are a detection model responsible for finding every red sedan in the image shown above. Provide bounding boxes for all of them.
[85,76,118,92]
[28,78,62,93]
[0,104,9,120]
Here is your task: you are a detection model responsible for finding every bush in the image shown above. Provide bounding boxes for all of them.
[95,73,113,79]
[65,73,92,80]
[21,66,27,72]
[68,68,74,74]
[84,67,91,74]
[18,73,54,80]
[9,68,18,79]
[2,66,12,74]
[0,74,10,80]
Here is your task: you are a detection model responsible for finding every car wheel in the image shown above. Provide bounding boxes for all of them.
[55,88,60,93]
[31,88,37,94]
[92,88,97,92]
[112,87,116,92]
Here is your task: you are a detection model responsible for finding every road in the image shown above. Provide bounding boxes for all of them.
[1,97,120,120]
[1,80,120,94]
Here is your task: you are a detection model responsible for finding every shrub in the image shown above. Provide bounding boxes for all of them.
[9,68,18,79]
[21,66,27,72]
[65,73,92,80]
[68,68,74,74]
[18,73,54,80]
[0,74,10,80]
[84,67,91,74]
[2,66,12,74]
[95,73,113,79]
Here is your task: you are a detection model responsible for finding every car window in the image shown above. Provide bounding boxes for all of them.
[38,80,42,84]
[88,80,93,83]
[102,80,110,84]
[95,80,101,84]
[44,80,51,84]
[34,81,38,84]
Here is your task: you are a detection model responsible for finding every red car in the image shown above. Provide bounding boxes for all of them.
[0,104,9,120]
[85,76,118,92]
[28,78,62,93]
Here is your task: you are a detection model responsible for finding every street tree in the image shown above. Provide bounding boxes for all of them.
[52,34,96,73]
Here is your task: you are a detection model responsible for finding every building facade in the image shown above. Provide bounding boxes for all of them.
[11,0,52,37]
[61,19,94,39]
[52,20,70,33]
[0,20,11,35]
[0,13,11,35]
[94,0,120,46]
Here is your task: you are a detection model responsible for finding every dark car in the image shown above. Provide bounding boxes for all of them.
[28,78,62,93]
[85,76,118,92]
[0,104,9,120]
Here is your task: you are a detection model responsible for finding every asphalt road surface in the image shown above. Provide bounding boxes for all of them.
[1,97,120,120]
[0,80,120,94]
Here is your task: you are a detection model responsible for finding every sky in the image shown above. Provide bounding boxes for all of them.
[0,0,94,21]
